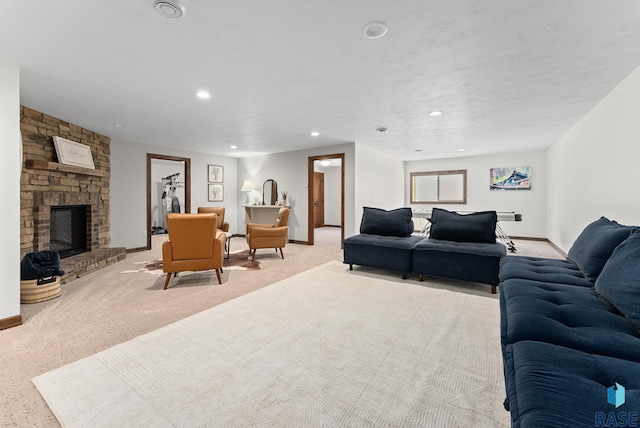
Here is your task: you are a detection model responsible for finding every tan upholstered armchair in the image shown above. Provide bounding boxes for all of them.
[246,207,290,261]
[162,213,226,290]
[197,206,229,233]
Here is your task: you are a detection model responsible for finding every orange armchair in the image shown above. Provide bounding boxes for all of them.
[162,213,226,289]
[197,206,229,233]
[246,207,290,261]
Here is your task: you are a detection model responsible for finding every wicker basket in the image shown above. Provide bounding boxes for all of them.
[20,276,61,304]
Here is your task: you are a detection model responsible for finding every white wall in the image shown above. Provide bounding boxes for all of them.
[238,143,356,242]
[353,143,405,233]
[110,140,238,249]
[0,65,21,322]
[405,151,548,238]
[548,64,640,251]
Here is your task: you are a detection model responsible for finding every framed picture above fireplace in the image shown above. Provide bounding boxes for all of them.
[53,136,95,169]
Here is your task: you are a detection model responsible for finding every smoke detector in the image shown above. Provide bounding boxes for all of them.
[362,21,388,39]
[154,0,186,18]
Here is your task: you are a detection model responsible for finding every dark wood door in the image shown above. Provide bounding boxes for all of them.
[313,172,324,228]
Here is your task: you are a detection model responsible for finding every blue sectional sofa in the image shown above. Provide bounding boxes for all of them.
[499,217,640,427]
[343,207,506,291]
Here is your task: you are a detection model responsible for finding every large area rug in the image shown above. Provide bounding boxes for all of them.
[33,261,509,427]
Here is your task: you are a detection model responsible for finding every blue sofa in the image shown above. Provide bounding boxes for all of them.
[343,207,506,291]
[499,217,640,427]
[343,207,422,279]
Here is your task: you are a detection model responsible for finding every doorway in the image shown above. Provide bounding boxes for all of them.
[307,153,344,246]
[146,153,191,250]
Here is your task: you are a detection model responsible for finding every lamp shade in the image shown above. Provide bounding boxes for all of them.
[241,180,255,191]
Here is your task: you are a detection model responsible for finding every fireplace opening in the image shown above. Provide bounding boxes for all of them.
[50,206,87,258]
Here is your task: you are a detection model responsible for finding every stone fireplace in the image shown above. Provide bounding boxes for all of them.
[21,106,125,283]
[33,191,96,257]
[50,205,88,258]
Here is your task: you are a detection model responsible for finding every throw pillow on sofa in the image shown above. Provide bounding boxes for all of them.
[594,231,640,333]
[429,207,497,244]
[567,216,637,283]
[360,207,414,237]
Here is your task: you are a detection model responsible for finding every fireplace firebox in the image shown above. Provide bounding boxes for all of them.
[50,206,87,258]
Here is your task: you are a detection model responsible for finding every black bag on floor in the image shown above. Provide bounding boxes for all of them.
[20,250,65,281]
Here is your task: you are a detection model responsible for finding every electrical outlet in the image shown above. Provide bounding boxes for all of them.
[142,230,147,238]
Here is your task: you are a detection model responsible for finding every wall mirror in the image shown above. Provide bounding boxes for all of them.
[410,170,467,204]
[262,179,278,205]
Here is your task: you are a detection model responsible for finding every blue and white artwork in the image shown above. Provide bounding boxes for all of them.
[490,167,531,190]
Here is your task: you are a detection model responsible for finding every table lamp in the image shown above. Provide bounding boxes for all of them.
[241,180,255,205]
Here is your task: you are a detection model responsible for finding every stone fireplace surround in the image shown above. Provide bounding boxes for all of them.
[33,191,98,253]
[21,106,125,284]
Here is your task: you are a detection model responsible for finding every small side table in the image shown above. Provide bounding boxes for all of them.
[225,235,231,259]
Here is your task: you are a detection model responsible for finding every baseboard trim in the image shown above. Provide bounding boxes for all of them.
[546,240,568,258]
[126,246,148,253]
[0,314,23,330]
[509,236,547,241]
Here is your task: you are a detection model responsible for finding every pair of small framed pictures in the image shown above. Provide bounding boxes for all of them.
[207,165,223,202]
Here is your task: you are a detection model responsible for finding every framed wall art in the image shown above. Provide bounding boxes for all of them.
[208,165,223,183]
[53,136,95,169]
[490,166,531,190]
[208,184,224,202]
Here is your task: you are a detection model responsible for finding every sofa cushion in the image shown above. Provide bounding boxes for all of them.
[429,208,497,244]
[595,232,640,333]
[500,279,640,361]
[412,238,505,287]
[414,238,506,257]
[505,341,640,428]
[343,234,423,274]
[499,256,591,287]
[359,207,414,237]
[567,216,636,283]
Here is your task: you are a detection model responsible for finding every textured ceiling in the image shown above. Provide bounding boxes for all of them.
[4,1,640,160]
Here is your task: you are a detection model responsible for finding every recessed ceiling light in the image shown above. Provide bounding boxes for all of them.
[113,123,125,128]
[458,148,466,152]
[310,131,320,137]
[196,91,211,99]
[362,21,388,39]
[230,145,238,149]
[154,0,186,18]
[320,160,331,166]
[376,127,388,133]
[429,111,443,116]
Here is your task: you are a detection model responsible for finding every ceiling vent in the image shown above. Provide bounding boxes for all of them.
[154,0,186,18]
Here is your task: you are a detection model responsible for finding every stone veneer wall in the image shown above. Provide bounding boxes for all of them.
[20,106,125,283]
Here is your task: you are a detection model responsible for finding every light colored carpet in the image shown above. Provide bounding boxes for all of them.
[33,261,509,427]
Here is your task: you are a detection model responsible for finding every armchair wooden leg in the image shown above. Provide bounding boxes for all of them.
[251,249,256,261]
[278,248,284,259]
[163,272,172,290]
[215,269,222,284]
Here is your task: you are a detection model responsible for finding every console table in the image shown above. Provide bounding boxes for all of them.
[243,205,284,225]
